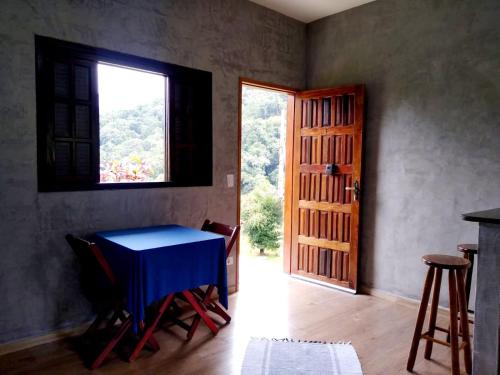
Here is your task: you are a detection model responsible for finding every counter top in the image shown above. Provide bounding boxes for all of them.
[463,208,500,224]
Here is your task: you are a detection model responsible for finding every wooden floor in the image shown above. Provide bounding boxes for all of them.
[0,257,471,374]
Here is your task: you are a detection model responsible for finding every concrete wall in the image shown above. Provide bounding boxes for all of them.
[0,0,305,343]
[307,0,500,301]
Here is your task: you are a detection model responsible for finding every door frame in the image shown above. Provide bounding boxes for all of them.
[236,78,296,291]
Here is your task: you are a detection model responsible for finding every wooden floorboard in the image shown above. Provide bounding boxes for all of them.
[0,259,470,374]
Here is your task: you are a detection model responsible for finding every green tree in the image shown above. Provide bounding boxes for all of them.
[99,99,166,182]
[241,178,282,255]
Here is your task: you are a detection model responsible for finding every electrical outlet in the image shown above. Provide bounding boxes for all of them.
[226,256,234,266]
[227,174,234,188]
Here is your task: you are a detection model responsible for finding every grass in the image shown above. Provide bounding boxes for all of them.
[240,232,282,264]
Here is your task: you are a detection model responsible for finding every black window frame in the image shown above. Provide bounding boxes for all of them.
[35,35,212,192]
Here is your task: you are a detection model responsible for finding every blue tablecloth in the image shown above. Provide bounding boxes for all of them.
[93,225,228,333]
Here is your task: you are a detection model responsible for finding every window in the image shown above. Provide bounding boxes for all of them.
[35,36,212,191]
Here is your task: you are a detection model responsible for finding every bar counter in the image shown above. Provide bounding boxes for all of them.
[463,208,500,375]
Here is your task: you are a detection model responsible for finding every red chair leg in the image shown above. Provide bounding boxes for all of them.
[201,285,231,323]
[192,287,206,300]
[183,291,218,338]
[187,315,202,340]
[129,293,175,362]
[186,285,231,339]
[186,286,217,340]
[90,316,132,370]
[137,321,160,352]
[206,302,231,323]
[201,285,216,305]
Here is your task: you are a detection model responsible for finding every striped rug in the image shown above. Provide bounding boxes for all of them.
[241,338,363,374]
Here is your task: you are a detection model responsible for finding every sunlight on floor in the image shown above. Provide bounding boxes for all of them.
[230,254,289,373]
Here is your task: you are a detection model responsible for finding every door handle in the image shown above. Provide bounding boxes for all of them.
[345,180,360,201]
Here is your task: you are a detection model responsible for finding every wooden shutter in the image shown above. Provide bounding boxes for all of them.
[36,37,99,191]
[169,68,212,186]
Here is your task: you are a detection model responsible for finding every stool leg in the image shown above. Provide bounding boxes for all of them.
[424,268,442,360]
[448,269,460,375]
[464,254,474,313]
[447,251,475,342]
[407,266,435,372]
[456,268,472,374]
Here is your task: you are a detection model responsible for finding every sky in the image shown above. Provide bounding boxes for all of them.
[97,63,166,114]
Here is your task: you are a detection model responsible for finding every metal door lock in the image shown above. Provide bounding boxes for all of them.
[325,164,337,175]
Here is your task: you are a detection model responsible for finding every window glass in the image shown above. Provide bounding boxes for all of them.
[97,63,166,183]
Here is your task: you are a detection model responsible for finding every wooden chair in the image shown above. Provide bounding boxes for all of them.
[66,235,137,369]
[175,220,240,339]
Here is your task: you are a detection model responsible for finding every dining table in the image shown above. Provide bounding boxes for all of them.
[93,224,228,361]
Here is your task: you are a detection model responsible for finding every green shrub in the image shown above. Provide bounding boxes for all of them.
[241,179,282,255]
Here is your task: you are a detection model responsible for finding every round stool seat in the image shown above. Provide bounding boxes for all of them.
[457,243,478,255]
[422,254,470,269]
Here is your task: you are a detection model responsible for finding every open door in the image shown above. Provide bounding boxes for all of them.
[290,85,365,292]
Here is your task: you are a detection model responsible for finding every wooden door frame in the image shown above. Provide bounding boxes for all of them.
[236,78,296,291]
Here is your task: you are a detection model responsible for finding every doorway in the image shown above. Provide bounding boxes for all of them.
[237,81,365,293]
[237,80,295,288]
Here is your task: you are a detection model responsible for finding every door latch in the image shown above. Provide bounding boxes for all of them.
[345,180,360,201]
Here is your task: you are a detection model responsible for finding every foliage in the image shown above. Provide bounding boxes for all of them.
[241,87,286,194]
[241,178,282,255]
[99,99,165,182]
[100,155,157,183]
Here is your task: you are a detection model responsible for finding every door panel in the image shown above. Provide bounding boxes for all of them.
[291,85,365,292]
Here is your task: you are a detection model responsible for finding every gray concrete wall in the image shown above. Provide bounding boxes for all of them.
[0,0,305,343]
[306,0,500,301]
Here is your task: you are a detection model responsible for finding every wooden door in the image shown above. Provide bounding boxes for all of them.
[290,85,365,292]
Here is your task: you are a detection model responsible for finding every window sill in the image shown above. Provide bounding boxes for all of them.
[37,180,212,192]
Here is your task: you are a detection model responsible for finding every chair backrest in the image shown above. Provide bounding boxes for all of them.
[66,234,118,287]
[201,220,240,258]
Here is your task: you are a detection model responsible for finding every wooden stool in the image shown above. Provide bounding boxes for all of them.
[407,254,472,375]
[445,244,479,343]
[457,244,478,313]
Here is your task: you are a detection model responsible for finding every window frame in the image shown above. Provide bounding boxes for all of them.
[35,35,212,192]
